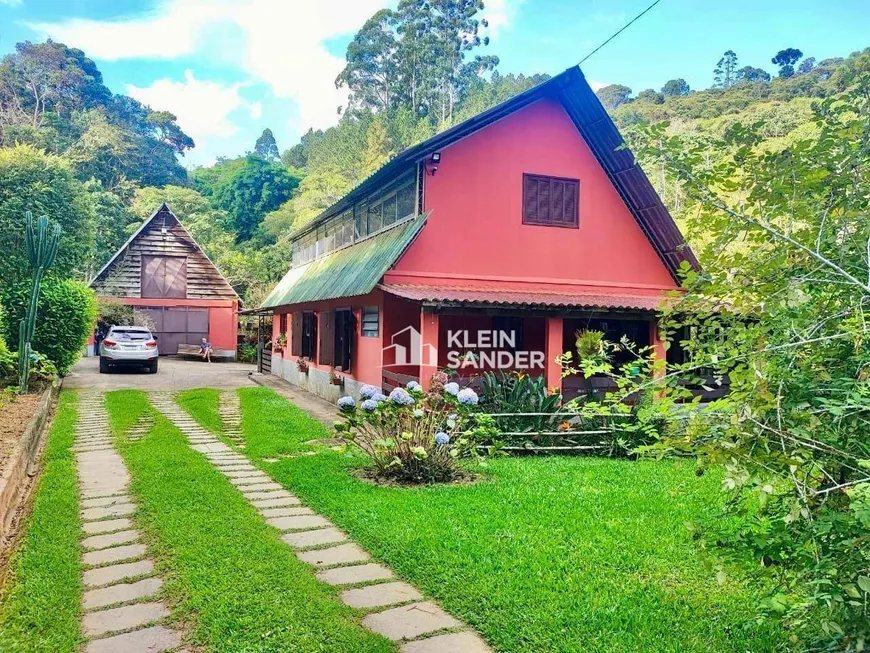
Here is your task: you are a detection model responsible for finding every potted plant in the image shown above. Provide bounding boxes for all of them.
[297,358,309,374]
[275,332,287,352]
[329,371,344,386]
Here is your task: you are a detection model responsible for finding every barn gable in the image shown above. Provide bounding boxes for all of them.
[90,204,238,301]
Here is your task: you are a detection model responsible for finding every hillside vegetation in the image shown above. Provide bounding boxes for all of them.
[0,5,867,309]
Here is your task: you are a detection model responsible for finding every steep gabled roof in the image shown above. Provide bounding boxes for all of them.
[296,66,698,280]
[261,214,427,309]
[90,203,240,301]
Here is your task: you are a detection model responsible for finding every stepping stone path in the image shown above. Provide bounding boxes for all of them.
[148,391,492,653]
[218,390,245,447]
[74,393,184,653]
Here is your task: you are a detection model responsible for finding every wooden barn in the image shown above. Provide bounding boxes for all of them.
[89,204,240,356]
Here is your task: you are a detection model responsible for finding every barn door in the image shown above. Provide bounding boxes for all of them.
[141,256,188,299]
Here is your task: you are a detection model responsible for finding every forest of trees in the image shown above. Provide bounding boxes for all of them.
[0,1,868,310]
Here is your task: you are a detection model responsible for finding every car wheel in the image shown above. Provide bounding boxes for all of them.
[149,360,159,374]
[99,357,109,374]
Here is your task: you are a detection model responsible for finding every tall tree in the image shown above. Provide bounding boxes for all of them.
[0,40,109,131]
[336,9,400,114]
[636,89,664,104]
[661,78,690,96]
[596,84,632,109]
[0,144,95,285]
[797,56,816,74]
[254,128,280,161]
[735,66,771,83]
[772,48,803,78]
[193,156,300,242]
[713,50,739,88]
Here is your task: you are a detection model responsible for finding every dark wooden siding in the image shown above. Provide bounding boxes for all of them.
[91,206,237,300]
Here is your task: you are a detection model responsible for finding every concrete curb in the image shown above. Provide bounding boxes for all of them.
[0,380,60,544]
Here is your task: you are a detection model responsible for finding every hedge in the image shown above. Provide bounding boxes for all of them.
[2,278,96,376]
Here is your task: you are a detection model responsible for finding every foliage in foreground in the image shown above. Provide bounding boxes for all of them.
[589,65,870,649]
[335,376,498,483]
[0,392,82,653]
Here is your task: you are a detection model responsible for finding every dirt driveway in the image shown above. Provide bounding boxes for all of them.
[63,356,257,391]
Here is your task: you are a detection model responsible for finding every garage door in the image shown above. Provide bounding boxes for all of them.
[140,307,208,355]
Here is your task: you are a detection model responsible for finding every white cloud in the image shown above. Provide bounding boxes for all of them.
[1,0,23,6]
[29,0,387,132]
[127,69,256,140]
[587,79,607,92]
[248,101,262,120]
[481,0,523,40]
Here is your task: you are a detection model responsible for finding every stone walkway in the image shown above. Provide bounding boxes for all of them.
[218,391,244,447]
[148,391,491,653]
[74,393,184,653]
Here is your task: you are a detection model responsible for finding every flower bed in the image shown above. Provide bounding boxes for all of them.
[334,378,498,484]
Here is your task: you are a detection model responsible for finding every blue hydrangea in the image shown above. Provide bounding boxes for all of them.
[359,384,380,399]
[372,392,387,403]
[434,432,450,445]
[413,409,424,418]
[337,396,356,410]
[457,388,479,405]
[361,399,379,411]
[389,387,415,405]
[444,382,460,396]
[406,380,421,391]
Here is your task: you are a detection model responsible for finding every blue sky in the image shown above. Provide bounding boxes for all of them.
[1,0,867,167]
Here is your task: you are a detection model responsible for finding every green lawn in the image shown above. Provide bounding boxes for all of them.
[105,390,394,653]
[0,391,83,653]
[179,386,787,653]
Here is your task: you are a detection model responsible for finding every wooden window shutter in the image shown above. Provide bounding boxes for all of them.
[319,311,336,367]
[523,174,579,228]
[523,175,539,223]
[291,313,303,357]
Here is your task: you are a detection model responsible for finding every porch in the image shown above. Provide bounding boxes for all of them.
[264,284,689,403]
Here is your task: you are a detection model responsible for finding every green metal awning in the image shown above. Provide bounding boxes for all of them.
[260,215,427,309]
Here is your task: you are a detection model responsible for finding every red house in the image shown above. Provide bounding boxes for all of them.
[90,204,240,356]
[259,67,697,401]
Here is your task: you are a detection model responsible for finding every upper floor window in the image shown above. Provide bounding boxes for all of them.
[522,174,579,228]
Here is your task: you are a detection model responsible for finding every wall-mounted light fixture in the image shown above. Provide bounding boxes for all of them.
[426,152,441,176]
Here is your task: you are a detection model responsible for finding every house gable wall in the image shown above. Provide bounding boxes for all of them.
[388,98,677,290]
[90,208,237,301]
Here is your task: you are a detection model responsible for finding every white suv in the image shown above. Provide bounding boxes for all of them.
[99,326,159,374]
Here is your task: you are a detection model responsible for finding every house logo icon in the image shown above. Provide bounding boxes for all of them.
[382,326,437,367]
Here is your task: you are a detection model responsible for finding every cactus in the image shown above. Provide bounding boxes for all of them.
[18,211,61,392]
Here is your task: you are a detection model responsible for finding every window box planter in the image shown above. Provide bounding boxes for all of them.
[297,359,310,374]
[329,372,344,387]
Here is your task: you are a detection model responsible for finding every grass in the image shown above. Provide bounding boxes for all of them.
[105,389,394,653]
[181,386,788,653]
[0,391,82,653]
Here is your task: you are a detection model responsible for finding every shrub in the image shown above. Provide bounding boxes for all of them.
[479,371,562,445]
[2,278,96,375]
[0,336,15,385]
[238,342,257,363]
[335,382,499,483]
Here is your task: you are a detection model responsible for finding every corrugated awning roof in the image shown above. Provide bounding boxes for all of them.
[260,216,427,309]
[380,283,674,311]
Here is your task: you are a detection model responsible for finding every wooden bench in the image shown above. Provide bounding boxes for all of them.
[176,344,236,360]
